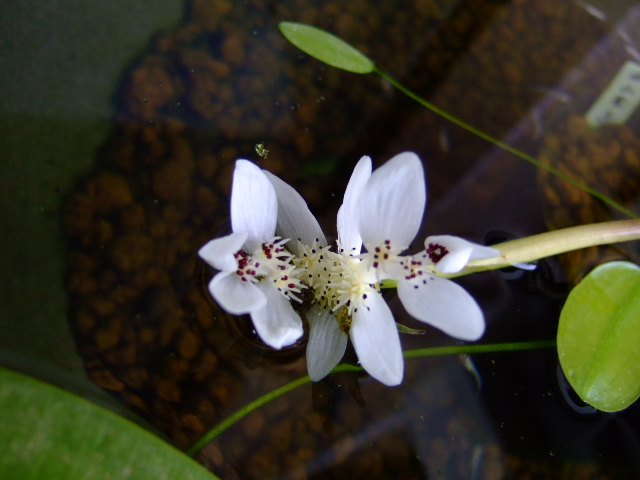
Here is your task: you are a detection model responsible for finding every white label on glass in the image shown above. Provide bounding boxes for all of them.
[586,60,640,126]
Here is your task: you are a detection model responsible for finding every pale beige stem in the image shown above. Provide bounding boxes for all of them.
[451,220,640,277]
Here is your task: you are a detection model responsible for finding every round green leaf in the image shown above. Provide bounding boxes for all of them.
[278,22,375,74]
[0,367,219,479]
[558,261,640,412]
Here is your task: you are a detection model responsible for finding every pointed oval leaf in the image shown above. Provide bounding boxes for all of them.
[278,22,375,74]
[558,261,640,412]
[0,367,219,479]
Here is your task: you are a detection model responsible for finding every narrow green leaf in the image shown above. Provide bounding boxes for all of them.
[558,261,640,412]
[278,22,375,74]
[0,367,219,479]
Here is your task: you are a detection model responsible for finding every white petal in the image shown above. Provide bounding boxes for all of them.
[306,305,348,381]
[208,271,266,315]
[231,160,278,251]
[262,170,327,256]
[425,235,499,274]
[250,283,304,349]
[349,293,404,386]
[357,152,426,248]
[198,232,248,272]
[397,274,485,341]
[337,155,371,253]
[512,262,537,270]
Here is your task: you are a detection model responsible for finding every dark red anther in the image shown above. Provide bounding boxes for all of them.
[427,243,449,263]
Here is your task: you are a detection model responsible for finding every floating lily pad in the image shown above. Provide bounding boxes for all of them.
[278,22,375,74]
[0,367,219,479]
[558,261,640,412]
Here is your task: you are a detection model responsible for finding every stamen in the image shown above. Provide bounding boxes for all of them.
[427,242,449,264]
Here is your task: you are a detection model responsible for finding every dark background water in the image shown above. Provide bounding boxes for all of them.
[2,0,640,478]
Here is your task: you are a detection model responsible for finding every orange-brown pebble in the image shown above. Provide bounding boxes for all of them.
[153,160,194,203]
[190,0,232,30]
[154,377,182,402]
[241,411,265,440]
[178,328,201,359]
[89,369,125,391]
[125,57,178,121]
[94,316,123,350]
[160,317,183,347]
[139,327,157,344]
[88,173,135,216]
[197,153,218,181]
[221,34,245,66]
[198,443,225,468]
[191,350,218,382]
[68,271,98,295]
[181,412,205,433]
[120,392,148,412]
[197,398,216,418]
[74,310,96,336]
[86,295,116,317]
[105,337,138,367]
[165,356,190,379]
[109,232,156,273]
[120,366,150,390]
[120,203,146,230]
[97,269,117,292]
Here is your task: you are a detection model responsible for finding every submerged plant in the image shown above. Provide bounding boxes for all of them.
[271,152,497,385]
[200,153,499,385]
[274,20,640,412]
[200,153,640,400]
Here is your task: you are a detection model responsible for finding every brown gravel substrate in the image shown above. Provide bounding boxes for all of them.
[534,7,640,286]
[62,0,636,478]
[539,118,640,285]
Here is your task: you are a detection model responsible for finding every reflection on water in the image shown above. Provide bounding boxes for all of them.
[62,0,640,477]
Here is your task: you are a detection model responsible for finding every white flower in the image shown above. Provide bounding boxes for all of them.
[353,153,499,342]
[269,152,498,386]
[198,160,305,349]
[423,235,500,274]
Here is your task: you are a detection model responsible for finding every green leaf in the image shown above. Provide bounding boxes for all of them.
[0,367,219,479]
[278,22,375,74]
[558,261,640,412]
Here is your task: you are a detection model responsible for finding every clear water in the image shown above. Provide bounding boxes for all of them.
[2,1,640,478]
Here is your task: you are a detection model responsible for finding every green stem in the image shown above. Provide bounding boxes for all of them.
[186,340,555,456]
[374,68,638,220]
[403,339,556,358]
[185,374,311,457]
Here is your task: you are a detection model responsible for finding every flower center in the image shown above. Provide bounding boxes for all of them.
[234,250,260,283]
[235,236,306,302]
[294,238,332,290]
[296,241,377,317]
